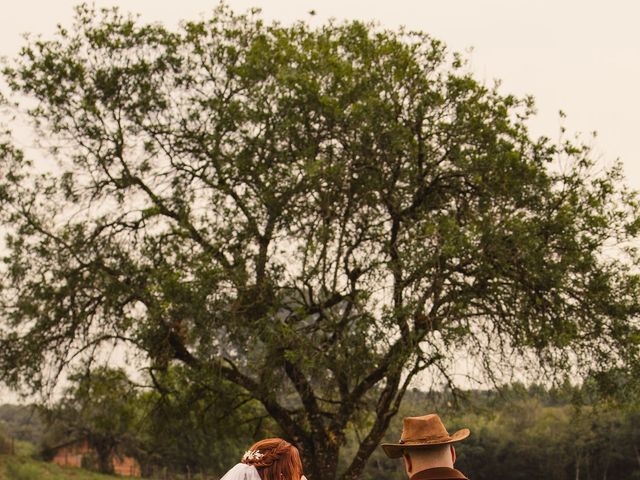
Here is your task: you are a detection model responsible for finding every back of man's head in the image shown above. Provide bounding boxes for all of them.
[403,445,455,476]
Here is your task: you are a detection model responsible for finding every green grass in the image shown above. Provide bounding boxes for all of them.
[0,453,117,480]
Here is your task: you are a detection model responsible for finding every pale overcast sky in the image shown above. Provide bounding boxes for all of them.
[1,1,639,402]
[2,0,639,185]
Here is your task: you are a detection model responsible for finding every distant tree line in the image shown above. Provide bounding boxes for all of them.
[0,403,43,446]
[1,370,638,479]
[368,383,640,480]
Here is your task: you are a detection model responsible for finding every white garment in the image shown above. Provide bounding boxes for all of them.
[220,463,263,480]
[219,462,308,480]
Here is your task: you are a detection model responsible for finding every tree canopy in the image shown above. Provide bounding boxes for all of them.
[41,367,140,473]
[1,4,639,479]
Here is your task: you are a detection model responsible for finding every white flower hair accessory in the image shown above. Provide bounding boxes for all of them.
[242,450,264,462]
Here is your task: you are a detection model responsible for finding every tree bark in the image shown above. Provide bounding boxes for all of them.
[300,440,341,480]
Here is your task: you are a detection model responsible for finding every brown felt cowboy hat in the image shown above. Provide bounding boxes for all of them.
[381,414,470,458]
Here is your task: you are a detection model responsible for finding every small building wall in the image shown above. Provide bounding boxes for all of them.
[113,454,142,476]
[49,438,141,477]
[51,439,91,468]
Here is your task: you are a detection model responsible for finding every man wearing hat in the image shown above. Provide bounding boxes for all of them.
[381,414,470,480]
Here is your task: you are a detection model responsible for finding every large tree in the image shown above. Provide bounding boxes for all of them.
[0,4,638,479]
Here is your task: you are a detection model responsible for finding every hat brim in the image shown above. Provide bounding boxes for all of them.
[381,428,470,458]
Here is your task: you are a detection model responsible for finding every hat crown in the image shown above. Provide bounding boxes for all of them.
[401,414,450,443]
[382,413,470,458]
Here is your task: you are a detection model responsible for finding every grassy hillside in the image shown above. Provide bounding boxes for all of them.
[0,455,119,480]
[0,441,116,480]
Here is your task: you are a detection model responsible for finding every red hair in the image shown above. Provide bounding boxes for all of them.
[242,438,303,480]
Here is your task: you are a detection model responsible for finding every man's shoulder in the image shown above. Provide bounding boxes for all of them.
[410,467,468,480]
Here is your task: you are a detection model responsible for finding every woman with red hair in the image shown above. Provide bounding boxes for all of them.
[220,438,306,480]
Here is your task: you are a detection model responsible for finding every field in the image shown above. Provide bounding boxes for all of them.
[0,455,118,480]
[0,442,114,480]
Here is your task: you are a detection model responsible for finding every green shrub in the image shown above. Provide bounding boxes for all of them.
[5,461,42,480]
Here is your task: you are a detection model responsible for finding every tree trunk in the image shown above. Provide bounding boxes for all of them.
[300,438,340,480]
[96,447,114,474]
[90,436,116,474]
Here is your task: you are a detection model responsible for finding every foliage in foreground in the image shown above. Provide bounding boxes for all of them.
[1,3,639,480]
